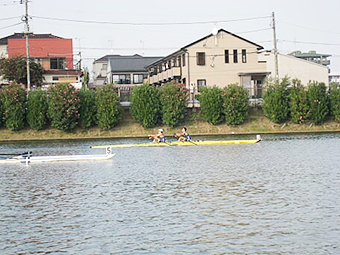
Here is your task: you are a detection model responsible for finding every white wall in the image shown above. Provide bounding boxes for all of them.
[259,51,329,86]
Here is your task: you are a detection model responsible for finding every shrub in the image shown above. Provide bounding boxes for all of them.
[48,83,80,131]
[160,82,188,127]
[222,83,249,125]
[263,77,290,124]
[307,81,329,125]
[0,94,4,128]
[27,89,48,130]
[130,84,162,128]
[1,84,26,131]
[199,86,224,125]
[78,89,97,129]
[289,79,309,124]
[329,82,340,122]
[95,84,122,130]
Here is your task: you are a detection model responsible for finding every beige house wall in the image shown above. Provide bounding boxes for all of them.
[183,31,266,89]
[259,51,329,86]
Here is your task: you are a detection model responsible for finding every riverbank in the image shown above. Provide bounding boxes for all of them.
[1,109,340,142]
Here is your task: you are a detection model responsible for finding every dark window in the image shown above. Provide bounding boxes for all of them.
[112,74,131,84]
[242,49,247,63]
[197,79,206,92]
[52,76,59,81]
[50,58,65,69]
[233,50,238,63]
[178,56,181,67]
[225,50,229,63]
[182,54,186,66]
[197,52,205,65]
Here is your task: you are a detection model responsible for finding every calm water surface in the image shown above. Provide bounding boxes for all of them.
[0,134,339,254]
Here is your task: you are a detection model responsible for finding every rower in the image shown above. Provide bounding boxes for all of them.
[148,128,166,143]
[175,127,192,142]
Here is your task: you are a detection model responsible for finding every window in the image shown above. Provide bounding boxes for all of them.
[197,79,206,92]
[182,54,186,66]
[52,76,59,81]
[133,74,145,84]
[112,74,131,84]
[197,52,205,65]
[225,50,229,63]
[50,58,65,69]
[242,49,247,63]
[233,50,238,63]
[178,56,181,67]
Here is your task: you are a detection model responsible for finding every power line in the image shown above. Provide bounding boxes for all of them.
[0,22,22,30]
[31,15,271,26]
[280,40,340,46]
[0,16,21,21]
[278,20,340,35]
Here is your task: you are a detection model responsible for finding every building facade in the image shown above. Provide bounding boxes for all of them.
[0,33,82,88]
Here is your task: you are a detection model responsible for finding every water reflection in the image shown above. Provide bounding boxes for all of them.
[1,133,340,254]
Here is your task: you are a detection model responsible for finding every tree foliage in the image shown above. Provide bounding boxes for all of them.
[78,89,97,129]
[199,86,224,125]
[48,83,80,131]
[263,77,290,124]
[289,79,309,124]
[222,83,249,125]
[0,56,44,87]
[329,82,340,122]
[1,84,26,131]
[130,84,162,128]
[27,89,49,130]
[0,94,4,128]
[307,81,329,125]
[95,84,122,129]
[160,82,189,127]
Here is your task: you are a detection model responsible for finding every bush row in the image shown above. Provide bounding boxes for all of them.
[263,77,339,125]
[0,83,121,131]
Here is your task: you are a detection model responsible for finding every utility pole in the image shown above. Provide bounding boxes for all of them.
[272,12,279,79]
[23,0,31,91]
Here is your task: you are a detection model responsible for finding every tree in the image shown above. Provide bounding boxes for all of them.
[199,86,224,125]
[0,56,44,87]
[48,83,80,131]
[307,81,329,125]
[222,83,249,125]
[95,84,122,129]
[263,77,290,124]
[160,82,188,127]
[329,82,340,122]
[289,79,309,124]
[130,84,162,128]
[27,89,49,130]
[1,84,26,131]
[78,88,97,129]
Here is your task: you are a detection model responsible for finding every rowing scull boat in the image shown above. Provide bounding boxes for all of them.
[91,135,262,149]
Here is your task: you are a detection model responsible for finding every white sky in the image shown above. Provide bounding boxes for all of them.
[1,0,340,76]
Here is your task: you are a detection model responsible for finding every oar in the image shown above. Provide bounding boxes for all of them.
[0,152,32,156]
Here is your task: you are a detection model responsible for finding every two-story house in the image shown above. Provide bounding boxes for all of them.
[147,29,269,104]
[0,33,82,88]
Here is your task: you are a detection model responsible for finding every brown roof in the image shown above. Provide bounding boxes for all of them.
[0,33,63,45]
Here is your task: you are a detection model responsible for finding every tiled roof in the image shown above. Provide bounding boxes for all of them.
[107,54,162,72]
[0,33,63,45]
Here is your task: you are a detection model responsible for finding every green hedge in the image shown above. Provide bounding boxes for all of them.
[130,84,162,128]
[48,83,80,131]
[27,89,48,130]
[199,86,224,125]
[329,82,340,122]
[307,81,329,125]
[78,89,97,129]
[1,84,26,131]
[95,84,122,130]
[160,82,188,127]
[263,77,290,124]
[289,79,309,124]
[0,94,4,128]
[222,83,249,125]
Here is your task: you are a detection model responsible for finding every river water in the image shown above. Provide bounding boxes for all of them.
[0,133,339,254]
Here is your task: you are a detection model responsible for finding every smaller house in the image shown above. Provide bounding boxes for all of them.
[92,54,162,104]
[329,74,340,84]
[289,50,331,68]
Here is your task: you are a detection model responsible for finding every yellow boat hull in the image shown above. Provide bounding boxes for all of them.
[91,138,261,148]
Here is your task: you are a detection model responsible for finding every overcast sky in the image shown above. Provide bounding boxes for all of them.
[1,0,340,76]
